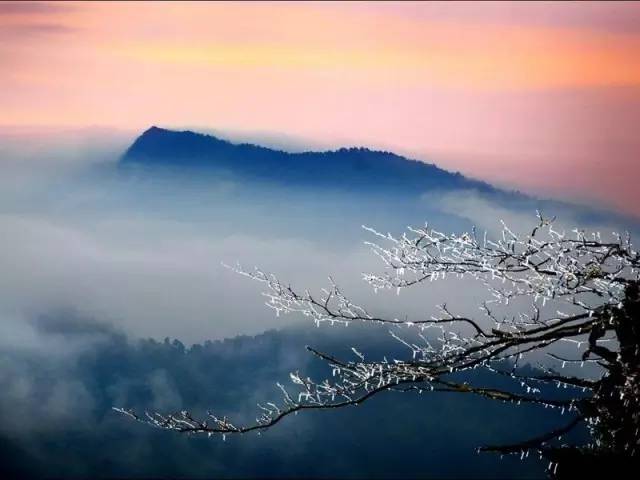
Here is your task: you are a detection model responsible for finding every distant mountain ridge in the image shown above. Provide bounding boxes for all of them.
[118,127,640,231]
[121,126,495,194]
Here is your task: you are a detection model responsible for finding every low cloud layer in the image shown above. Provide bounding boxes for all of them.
[0,312,570,478]
[0,132,630,478]
[1,132,637,346]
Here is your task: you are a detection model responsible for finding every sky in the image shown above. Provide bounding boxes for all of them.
[2,1,640,215]
[0,4,633,470]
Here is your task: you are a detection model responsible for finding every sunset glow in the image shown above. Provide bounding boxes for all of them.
[2,1,640,214]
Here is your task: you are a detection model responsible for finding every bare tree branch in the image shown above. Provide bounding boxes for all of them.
[116,214,640,467]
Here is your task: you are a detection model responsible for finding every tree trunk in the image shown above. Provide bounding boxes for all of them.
[551,281,640,478]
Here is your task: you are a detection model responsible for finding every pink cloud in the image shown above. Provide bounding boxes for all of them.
[1,1,639,215]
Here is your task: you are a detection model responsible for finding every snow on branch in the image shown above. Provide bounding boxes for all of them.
[116,213,640,460]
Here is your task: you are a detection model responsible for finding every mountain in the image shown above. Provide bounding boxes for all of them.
[118,127,640,231]
[121,126,495,194]
[0,313,554,478]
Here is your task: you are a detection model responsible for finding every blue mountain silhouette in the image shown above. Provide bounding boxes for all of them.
[119,127,640,231]
[121,126,494,194]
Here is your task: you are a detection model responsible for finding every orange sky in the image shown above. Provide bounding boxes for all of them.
[2,1,640,215]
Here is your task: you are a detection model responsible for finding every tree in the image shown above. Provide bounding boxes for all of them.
[116,213,639,477]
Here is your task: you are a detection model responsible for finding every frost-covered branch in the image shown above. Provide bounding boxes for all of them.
[117,213,640,465]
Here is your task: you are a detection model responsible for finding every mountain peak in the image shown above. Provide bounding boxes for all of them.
[141,125,169,136]
[121,127,493,195]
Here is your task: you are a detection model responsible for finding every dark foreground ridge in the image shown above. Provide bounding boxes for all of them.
[0,313,556,479]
